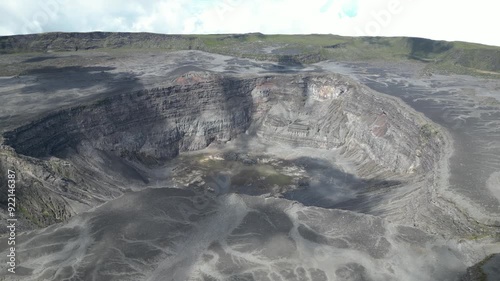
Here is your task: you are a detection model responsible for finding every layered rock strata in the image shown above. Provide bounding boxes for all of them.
[1,72,446,232]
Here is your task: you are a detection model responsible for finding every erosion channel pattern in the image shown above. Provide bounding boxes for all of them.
[0,49,499,281]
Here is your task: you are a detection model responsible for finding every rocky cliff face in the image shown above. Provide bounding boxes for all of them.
[253,75,442,176]
[1,72,443,229]
[4,73,254,162]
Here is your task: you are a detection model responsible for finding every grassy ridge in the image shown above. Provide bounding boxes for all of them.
[1,32,499,76]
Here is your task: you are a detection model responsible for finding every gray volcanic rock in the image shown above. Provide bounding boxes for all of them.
[0,188,470,281]
[0,48,498,281]
[4,71,439,177]
[3,72,255,161]
[254,75,442,176]
[461,254,500,281]
[1,71,443,232]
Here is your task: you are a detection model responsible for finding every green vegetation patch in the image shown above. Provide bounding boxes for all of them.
[2,32,499,77]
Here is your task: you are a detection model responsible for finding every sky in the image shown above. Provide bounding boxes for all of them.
[1,0,499,46]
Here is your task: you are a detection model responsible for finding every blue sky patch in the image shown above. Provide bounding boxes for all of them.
[321,0,358,18]
[341,0,358,18]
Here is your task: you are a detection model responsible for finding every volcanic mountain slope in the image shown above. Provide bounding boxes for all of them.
[1,71,453,233]
[1,32,500,76]
[0,33,499,281]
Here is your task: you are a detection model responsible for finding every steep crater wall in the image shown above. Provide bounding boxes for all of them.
[1,72,445,228]
[252,75,444,176]
[4,74,255,163]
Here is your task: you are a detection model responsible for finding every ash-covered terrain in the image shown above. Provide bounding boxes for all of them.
[0,33,499,281]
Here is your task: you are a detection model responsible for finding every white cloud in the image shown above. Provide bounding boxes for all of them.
[0,0,499,46]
